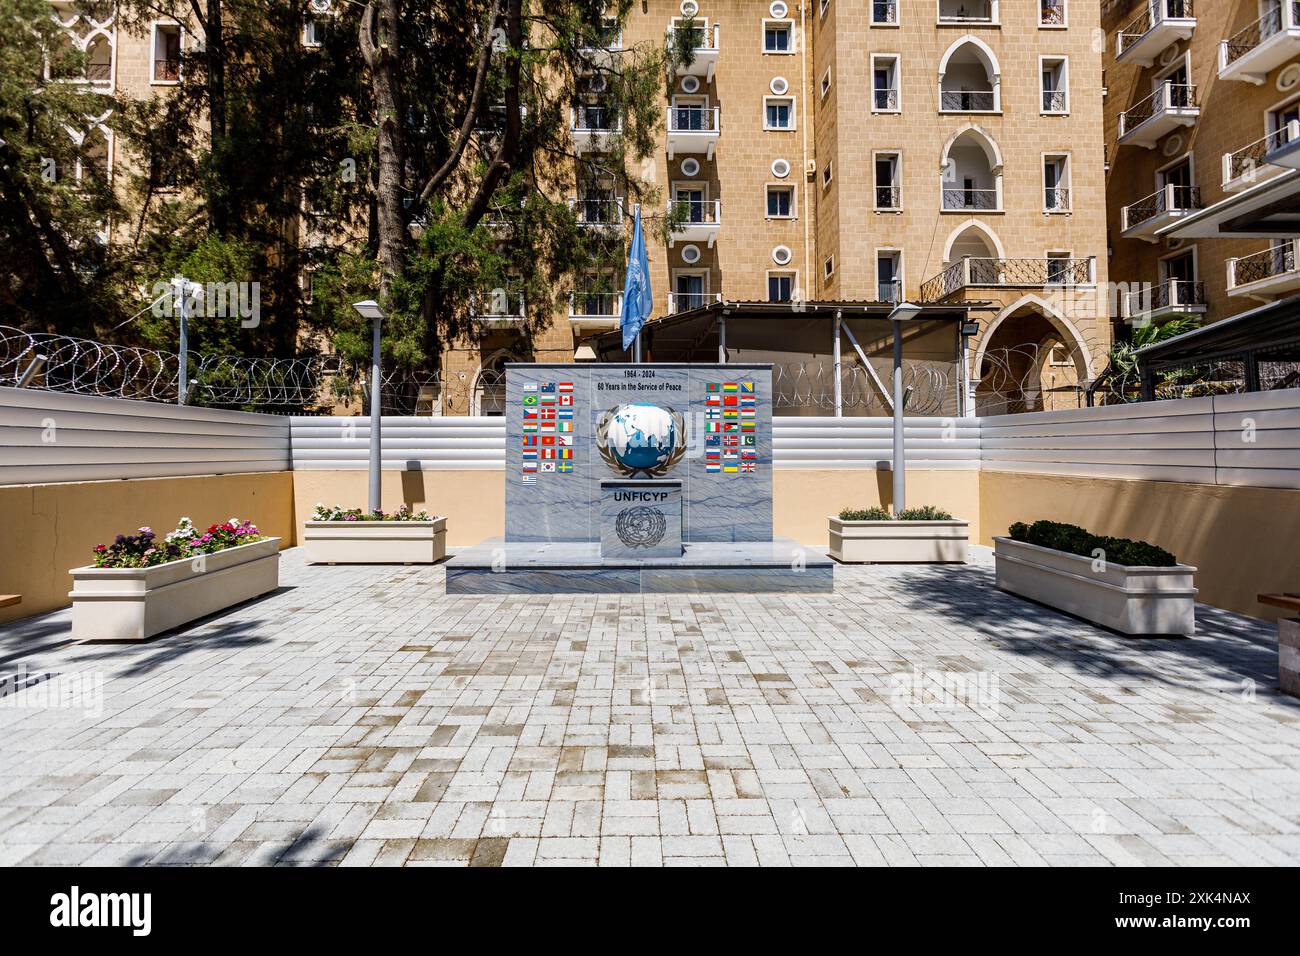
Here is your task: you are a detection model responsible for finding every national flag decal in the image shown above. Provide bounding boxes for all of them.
[521,379,576,481]
[705,381,759,477]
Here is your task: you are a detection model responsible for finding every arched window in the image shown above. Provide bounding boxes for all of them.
[938,37,1001,112]
[940,127,1003,211]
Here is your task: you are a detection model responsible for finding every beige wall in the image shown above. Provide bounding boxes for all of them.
[291,471,505,548]
[980,469,1300,618]
[775,468,982,544]
[0,471,294,625]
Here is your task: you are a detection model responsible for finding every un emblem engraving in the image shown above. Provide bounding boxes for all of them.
[615,506,667,549]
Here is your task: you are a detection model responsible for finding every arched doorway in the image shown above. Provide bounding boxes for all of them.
[973,295,1095,415]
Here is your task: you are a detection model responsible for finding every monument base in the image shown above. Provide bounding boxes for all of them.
[445,538,833,594]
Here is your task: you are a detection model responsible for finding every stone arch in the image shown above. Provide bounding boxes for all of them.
[937,35,1002,79]
[972,293,1096,383]
[940,123,1003,172]
[942,219,1006,263]
[470,348,519,416]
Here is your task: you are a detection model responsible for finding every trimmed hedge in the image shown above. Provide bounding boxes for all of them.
[838,505,955,521]
[1007,519,1178,568]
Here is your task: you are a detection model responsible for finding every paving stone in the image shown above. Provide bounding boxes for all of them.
[0,547,1294,867]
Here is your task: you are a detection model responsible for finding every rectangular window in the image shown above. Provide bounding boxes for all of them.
[1044,154,1070,211]
[820,67,832,98]
[764,97,794,130]
[152,23,182,84]
[1046,251,1074,285]
[871,0,899,25]
[1041,57,1068,113]
[768,272,794,302]
[824,255,836,279]
[877,251,902,302]
[1040,0,1066,27]
[766,186,794,218]
[303,18,329,47]
[874,152,900,209]
[872,55,900,112]
[822,161,833,188]
[764,21,793,53]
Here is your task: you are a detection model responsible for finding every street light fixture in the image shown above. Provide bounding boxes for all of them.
[352,299,385,514]
[887,301,924,514]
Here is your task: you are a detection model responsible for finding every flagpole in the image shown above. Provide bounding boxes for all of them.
[633,203,642,364]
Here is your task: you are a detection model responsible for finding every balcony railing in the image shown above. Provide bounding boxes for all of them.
[572,105,618,131]
[668,292,721,313]
[1042,89,1066,112]
[1229,242,1300,290]
[875,184,901,209]
[569,291,624,320]
[569,196,623,227]
[920,256,1094,302]
[1044,186,1071,212]
[872,0,899,25]
[1223,121,1300,188]
[872,87,899,111]
[940,90,996,112]
[878,278,902,303]
[1117,0,1196,64]
[1117,82,1198,145]
[153,59,180,82]
[1122,183,1202,231]
[941,186,999,211]
[670,197,721,224]
[668,105,719,132]
[1123,278,1206,318]
[472,290,526,320]
[1220,1,1300,78]
[1040,1,1067,25]
[667,22,720,80]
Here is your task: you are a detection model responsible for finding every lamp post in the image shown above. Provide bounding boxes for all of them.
[352,299,385,514]
[887,301,924,514]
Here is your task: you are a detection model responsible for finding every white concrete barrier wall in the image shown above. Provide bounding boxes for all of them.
[0,386,291,485]
[1,386,1296,489]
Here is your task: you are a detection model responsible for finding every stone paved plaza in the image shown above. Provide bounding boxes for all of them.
[1,547,1297,867]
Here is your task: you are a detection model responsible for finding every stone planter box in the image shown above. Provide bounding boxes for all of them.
[993,536,1196,636]
[828,517,969,563]
[303,519,447,564]
[69,537,281,642]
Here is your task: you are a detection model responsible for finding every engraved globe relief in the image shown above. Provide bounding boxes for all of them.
[595,402,687,477]
[615,506,668,549]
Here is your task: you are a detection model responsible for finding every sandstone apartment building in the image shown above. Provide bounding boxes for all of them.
[55,1,1124,415]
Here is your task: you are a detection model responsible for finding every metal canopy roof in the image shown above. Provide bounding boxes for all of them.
[1159,169,1300,239]
[1136,293,1300,365]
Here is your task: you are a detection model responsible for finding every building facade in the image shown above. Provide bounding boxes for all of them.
[55,1,1114,416]
[1104,0,1300,329]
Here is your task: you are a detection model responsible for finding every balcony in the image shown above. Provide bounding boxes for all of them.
[1219,1,1300,84]
[1228,241,1300,298]
[1121,279,1207,322]
[667,292,721,314]
[941,186,1000,212]
[666,105,720,160]
[568,197,624,234]
[1117,82,1198,149]
[937,0,998,26]
[471,290,526,326]
[1120,184,1203,240]
[569,291,623,332]
[940,90,997,112]
[577,25,624,70]
[668,198,721,248]
[569,105,621,153]
[920,256,1095,302]
[1115,0,1197,67]
[153,58,180,83]
[668,23,719,82]
[1222,123,1298,190]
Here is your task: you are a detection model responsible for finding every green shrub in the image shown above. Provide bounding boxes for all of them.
[1007,520,1178,567]
[838,505,954,521]
[839,506,891,521]
[895,505,954,521]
